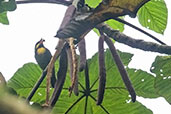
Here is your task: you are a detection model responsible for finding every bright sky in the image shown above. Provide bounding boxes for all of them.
[0,0,171,113]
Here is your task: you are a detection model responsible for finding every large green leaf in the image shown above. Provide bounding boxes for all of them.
[0,12,9,25]
[7,63,48,103]
[137,0,168,34]
[8,49,157,114]
[52,50,153,114]
[151,56,171,104]
[88,49,159,99]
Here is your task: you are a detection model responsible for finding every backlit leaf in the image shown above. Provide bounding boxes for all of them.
[137,0,168,34]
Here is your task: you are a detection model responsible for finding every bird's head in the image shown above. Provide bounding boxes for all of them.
[35,38,46,55]
[35,38,45,49]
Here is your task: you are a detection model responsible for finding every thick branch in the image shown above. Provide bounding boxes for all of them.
[16,0,171,55]
[97,24,171,55]
[16,0,72,6]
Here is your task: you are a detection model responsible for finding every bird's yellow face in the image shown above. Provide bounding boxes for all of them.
[36,47,46,55]
[35,39,46,55]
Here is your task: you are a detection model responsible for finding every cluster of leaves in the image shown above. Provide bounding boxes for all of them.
[0,0,16,24]
[89,0,167,35]
[7,49,171,114]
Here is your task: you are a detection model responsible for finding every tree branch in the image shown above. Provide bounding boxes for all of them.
[16,0,171,55]
[16,0,72,6]
[97,23,171,55]
[26,69,47,101]
[113,17,166,45]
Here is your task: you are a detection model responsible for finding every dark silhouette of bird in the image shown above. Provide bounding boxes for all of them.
[34,39,56,88]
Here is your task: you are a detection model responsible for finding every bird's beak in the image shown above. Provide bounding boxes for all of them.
[39,38,45,44]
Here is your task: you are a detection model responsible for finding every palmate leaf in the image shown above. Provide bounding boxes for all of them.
[88,49,159,99]
[137,0,168,34]
[52,50,153,114]
[7,49,163,114]
[150,56,171,104]
[7,63,49,103]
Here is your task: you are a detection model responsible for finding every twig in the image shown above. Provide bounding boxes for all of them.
[45,68,51,106]
[113,17,166,45]
[66,46,79,96]
[26,69,47,101]
[68,38,78,96]
[97,23,171,55]
[16,0,72,6]
[44,39,65,106]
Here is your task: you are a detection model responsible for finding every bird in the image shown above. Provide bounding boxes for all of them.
[34,39,56,88]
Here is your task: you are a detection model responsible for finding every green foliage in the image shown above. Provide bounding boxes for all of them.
[0,0,16,12]
[0,12,9,24]
[5,1,170,113]
[85,0,102,8]
[8,49,171,114]
[93,28,101,36]
[137,0,168,34]
[87,50,158,99]
[105,19,124,32]
[151,56,171,104]
[93,18,124,37]
[0,0,16,25]
[0,88,49,114]
[89,0,168,35]
[7,63,48,103]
